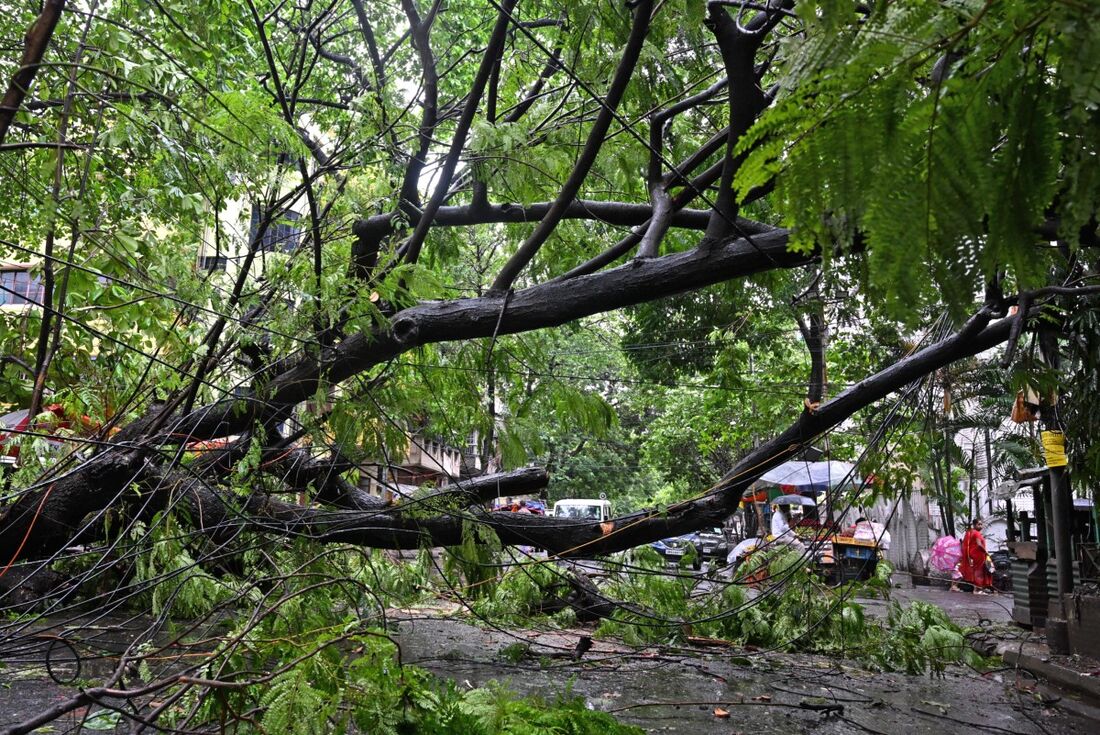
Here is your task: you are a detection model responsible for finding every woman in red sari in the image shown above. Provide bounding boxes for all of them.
[959,519,993,594]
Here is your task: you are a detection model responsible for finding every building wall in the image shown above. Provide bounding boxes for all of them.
[358,433,470,501]
[195,193,309,277]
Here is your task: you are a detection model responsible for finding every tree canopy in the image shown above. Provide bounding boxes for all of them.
[0,0,1098,730]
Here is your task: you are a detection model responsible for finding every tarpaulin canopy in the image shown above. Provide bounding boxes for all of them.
[1,408,61,458]
[754,460,860,495]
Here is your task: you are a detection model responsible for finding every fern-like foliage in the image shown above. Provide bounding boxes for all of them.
[736,0,1099,321]
[132,513,231,618]
[260,668,332,735]
[443,519,503,599]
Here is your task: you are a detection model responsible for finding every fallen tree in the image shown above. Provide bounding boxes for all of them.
[0,294,1039,580]
[0,0,1097,603]
[1,2,1098,734]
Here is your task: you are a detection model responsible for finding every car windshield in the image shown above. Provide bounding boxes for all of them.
[557,504,602,520]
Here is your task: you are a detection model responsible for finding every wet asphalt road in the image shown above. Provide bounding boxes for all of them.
[0,582,1091,733]
[397,612,1094,734]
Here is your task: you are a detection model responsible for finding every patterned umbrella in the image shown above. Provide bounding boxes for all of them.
[928,535,962,572]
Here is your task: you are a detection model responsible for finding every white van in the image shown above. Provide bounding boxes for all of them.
[552,498,613,522]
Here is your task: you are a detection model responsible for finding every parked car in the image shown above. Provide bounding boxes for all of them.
[695,528,730,560]
[651,528,729,565]
[650,534,695,561]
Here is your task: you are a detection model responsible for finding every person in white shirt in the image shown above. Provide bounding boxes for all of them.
[771,504,792,538]
[724,503,803,573]
[769,504,805,554]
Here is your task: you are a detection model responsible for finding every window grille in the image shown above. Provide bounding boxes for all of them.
[0,268,43,306]
[250,206,303,252]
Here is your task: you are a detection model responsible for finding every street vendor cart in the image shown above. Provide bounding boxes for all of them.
[731,461,886,584]
[829,535,880,583]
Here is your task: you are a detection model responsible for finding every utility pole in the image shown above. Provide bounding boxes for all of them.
[941,373,958,535]
[968,442,977,523]
[984,427,995,516]
[1039,325,1073,653]
[943,431,956,536]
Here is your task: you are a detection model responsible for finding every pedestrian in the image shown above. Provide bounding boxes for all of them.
[771,503,793,539]
[949,562,963,592]
[959,519,993,594]
[769,503,805,553]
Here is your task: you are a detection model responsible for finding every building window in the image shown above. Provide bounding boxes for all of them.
[0,267,43,306]
[250,205,303,253]
[198,254,228,271]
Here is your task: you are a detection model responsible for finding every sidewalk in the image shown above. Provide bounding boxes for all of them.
[996,639,1100,720]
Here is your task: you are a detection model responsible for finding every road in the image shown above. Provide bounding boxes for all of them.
[396,608,1092,734]
[857,584,1015,626]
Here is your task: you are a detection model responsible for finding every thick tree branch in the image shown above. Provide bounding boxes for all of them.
[273,449,548,511]
[151,309,1018,559]
[793,273,826,406]
[702,2,780,241]
[350,0,387,93]
[418,466,550,505]
[400,0,517,264]
[157,228,804,445]
[795,310,826,407]
[0,301,1055,573]
[355,200,715,247]
[0,0,66,146]
[0,450,144,567]
[490,0,654,293]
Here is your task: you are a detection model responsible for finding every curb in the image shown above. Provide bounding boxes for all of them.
[1002,649,1100,705]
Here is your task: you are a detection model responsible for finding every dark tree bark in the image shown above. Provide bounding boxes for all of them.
[0,0,66,146]
[0,450,143,565]
[129,228,807,447]
[701,2,786,242]
[354,200,718,246]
